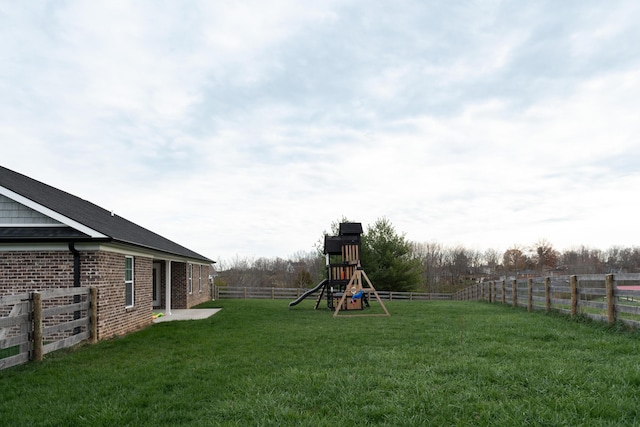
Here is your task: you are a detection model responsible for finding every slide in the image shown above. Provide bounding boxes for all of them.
[289,279,328,307]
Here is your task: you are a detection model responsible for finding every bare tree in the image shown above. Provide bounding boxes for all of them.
[411,241,445,292]
[531,239,559,272]
[218,251,325,288]
[483,248,501,277]
[560,246,603,274]
[503,246,526,278]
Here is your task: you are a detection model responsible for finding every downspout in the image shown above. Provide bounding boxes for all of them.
[68,243,81,334]
[68,242,81,288]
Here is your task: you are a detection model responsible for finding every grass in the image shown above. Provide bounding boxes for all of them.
[0,344,19,359]
[1,299,640,426]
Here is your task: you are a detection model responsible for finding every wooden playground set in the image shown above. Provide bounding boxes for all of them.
[289,222,390,317]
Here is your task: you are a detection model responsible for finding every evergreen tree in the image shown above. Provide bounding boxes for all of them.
[360,217,422,292]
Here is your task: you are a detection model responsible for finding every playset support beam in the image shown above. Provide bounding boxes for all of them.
[333,266,390,318]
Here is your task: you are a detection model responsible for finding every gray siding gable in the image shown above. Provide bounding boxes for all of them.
[0,194,62,225]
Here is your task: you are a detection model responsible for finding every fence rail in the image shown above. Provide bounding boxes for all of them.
[455,273,640,328]
[214,285,452,302]
[0,287,97,370]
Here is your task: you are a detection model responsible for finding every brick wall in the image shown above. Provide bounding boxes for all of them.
[1,251,81,340]
[84,251,153,340]
[168,262,214,309]
[0,251,75,293]
[1,250,212,340]
[171,261,187,309]
[186,263,214,308]
[0,249,153,341]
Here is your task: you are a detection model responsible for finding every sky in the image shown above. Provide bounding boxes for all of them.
[2,1,640,264]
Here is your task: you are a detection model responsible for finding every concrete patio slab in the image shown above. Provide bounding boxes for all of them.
[152,308,221,323]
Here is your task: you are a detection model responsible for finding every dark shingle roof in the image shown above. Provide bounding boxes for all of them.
[0,166,213,263]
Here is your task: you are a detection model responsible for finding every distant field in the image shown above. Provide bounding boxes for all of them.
[1,299,639,426]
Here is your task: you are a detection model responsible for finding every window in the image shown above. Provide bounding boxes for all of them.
[188,264,193,294]
[198,265,202,293]
[125,256,134,307]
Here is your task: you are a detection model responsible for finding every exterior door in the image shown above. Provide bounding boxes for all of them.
[152,263,161,307]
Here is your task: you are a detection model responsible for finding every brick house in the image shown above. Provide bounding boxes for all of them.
[0,166,215,340]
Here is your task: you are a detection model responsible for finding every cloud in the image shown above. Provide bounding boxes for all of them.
[2,1,640,262]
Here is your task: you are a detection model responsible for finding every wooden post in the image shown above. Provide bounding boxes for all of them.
[527,279,533,312]
[545,277,551,312]
[244,287,247,299]
[90,287,98,343]
[570,275,578,317]
[271,287,275,300]
[488,282,493,303]
[32,292,43,362]
[606,274,615,325]
[501,280,506,304]
[512,280,517,307]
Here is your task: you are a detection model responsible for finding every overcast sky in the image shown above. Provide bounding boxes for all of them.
[2,1,640,264]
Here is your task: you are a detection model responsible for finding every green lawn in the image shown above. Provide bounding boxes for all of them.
[1,299,640,426]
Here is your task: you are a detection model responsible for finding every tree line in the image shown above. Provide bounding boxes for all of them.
[216,218,640,293]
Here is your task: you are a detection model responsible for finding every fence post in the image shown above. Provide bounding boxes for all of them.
[512,280,517,307]
[545,277,551,312]
[527,279,533,312]
[570,275,578,318]
[501,280,506,304]
[488,282,492,303]
[90,287,98,344]
[244,287,247,299]
[606,274,615,325]
[32,292,43,362]
[271,287,275,300]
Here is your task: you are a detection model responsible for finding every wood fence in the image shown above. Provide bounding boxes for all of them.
[0,287,97,370]
[214,285,452,302]
[455,273,640,328]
